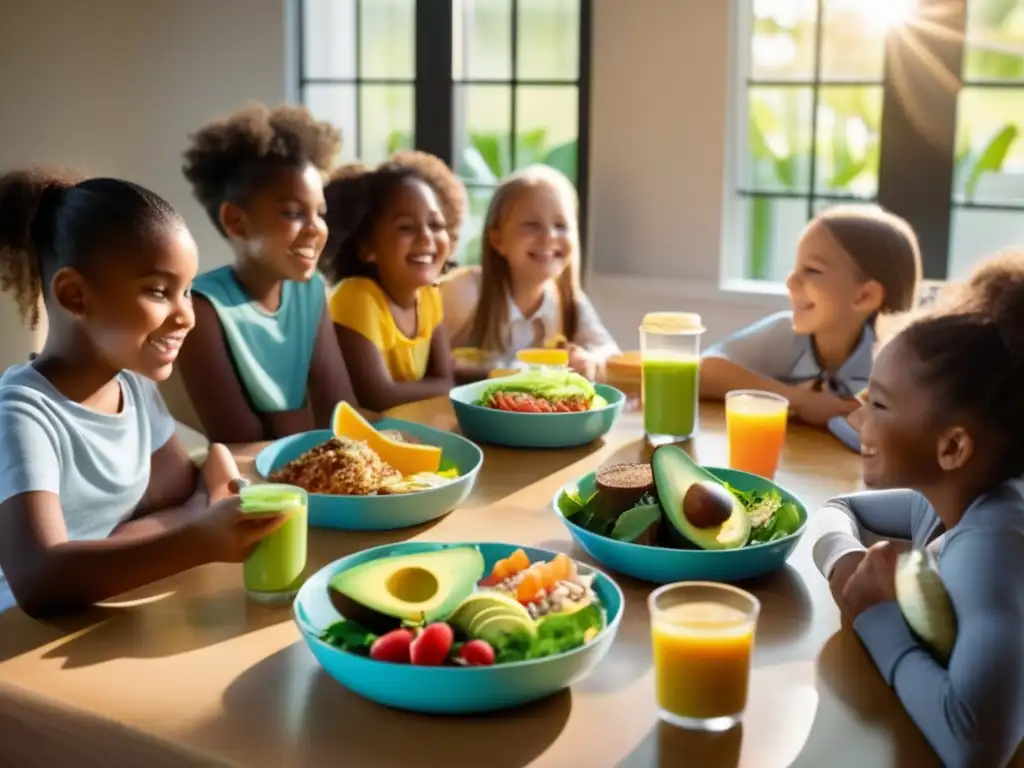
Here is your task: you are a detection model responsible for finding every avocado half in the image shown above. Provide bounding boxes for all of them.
[328,546,485,633]
[650,445,751,550]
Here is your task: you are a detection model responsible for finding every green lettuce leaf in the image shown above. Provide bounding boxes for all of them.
[477,370,596,405]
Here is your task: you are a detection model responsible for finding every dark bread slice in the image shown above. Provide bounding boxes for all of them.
[594,462,655,511]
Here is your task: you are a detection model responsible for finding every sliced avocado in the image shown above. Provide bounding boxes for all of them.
[328,546,485,633]
[651,445,752,550]
[610,503,663,545]
[450,591,532,636]
[472,613,537,645]
[467,605,537,638]
[591,394,609,409]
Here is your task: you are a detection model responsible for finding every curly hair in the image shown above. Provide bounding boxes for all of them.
[320,153,461,285]
[901,251,1024,482]
[182,102,341,236]
[0,168,182,329]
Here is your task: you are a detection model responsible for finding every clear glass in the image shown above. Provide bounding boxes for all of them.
[813,86,883,197]
[725,390,790,480]
[514,86,579,180]
[359,0,415,79]
[516,0,580,82]
[744,86,814,193]
[963,0,1024,83]
[649,582,760,732]
[302,0,356,79]
[304,84,358,163]
[453,0,512,81]
[240,484,309,605]
[640,313,705,445]
[953,87,1024,206]
[359,84,415,165]
[454,84,512,182]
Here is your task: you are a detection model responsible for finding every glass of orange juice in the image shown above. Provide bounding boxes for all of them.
[724,389,789,479]
[649,582,760,732]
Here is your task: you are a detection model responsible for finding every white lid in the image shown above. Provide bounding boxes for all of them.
[640,312,705,334]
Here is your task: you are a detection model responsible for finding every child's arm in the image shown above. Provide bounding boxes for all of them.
[177,296,314,443]
[306,304,374,425]
[853,529,1024,766]
[572,293,620,359]
[337,325,455,412]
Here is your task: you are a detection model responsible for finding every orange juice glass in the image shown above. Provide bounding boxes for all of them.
[725,389,789,479]
[649,582,760,732]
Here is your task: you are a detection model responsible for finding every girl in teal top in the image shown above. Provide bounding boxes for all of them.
[177,103,361,443]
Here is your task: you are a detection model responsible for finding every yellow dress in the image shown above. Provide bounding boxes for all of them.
[328,277,443,382]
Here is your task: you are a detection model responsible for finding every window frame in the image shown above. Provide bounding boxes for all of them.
[294,0,593,255]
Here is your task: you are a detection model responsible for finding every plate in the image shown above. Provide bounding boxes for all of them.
[293,541,623,714]
[253,418,483,531]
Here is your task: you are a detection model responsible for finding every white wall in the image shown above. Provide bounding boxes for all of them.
[0,0,775,370]
[0,0,288,369]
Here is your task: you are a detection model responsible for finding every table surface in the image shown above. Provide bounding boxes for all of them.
[0,397,965,767]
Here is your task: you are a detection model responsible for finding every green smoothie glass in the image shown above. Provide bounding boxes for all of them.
[239,483,308,605]
[640,312,706,445]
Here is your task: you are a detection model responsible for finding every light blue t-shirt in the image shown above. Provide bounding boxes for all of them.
[191,266,326,413]
[0,364,176,613]
[702,310,874,451]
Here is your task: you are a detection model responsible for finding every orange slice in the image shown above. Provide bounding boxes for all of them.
[332,402,441,475]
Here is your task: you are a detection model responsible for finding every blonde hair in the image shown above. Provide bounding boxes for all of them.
[467,165,583,352]
[813,204,922,313]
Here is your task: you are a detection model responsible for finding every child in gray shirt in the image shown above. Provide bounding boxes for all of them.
[812,253,1024,767]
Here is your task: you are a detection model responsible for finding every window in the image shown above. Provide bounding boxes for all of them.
[298,0,591,266]
[733,0,1024,283]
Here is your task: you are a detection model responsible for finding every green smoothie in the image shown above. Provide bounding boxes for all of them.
[240,484,308,603]
[642,357,700,439]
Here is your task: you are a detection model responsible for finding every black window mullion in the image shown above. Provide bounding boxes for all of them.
[806,0,825,220]
[414,0,454,165]
[876,0,966,280]
[577,0,592,255]
[354,0,363,160]
[510,0,519,171]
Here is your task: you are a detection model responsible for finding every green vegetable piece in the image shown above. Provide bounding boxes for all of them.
[610,503,662,545]
[557,486,586,518]
[773,501,802,537]
[319,619,378,654]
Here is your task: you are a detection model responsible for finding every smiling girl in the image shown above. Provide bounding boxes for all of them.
[176,102,360,443]
[813,252,1024,766]
[319,156,460,411]
[701,205,921,443]
[0,170,289,617]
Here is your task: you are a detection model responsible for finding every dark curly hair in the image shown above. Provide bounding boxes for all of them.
[0,168,182,329]
[181,102,341,236]
[320,153,461,285]
[901,251,1024,482]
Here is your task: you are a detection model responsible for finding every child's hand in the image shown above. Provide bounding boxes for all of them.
[791,389,859,427]
[839,541,899,621]
[828,550,866,619]
[203,443,242,504]
[567,344,597,380]
[188,496,293,563]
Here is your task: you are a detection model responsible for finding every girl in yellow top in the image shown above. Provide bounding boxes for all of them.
[439,165,619,381]
[320,156,462,411]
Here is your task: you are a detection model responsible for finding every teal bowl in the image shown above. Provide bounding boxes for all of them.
[448,379,626,448]
[254,418,482,531]
[553,467,808,584]
[293,541,623,714]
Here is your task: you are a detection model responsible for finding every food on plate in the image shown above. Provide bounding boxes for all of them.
[475,370,609,413]
[269,405,460,496]
[320,546,606,666]
[270,437,401,495]
[895,548,957,664]
[333,402,441,474]
[556,445,803,551]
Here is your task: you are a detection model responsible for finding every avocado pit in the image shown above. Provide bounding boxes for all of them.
[682,481,735,529]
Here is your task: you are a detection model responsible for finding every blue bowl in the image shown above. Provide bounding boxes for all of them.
[293,541,623,714]
[254,418,482,531]
[553,467,808,584]
[448,379,626,449]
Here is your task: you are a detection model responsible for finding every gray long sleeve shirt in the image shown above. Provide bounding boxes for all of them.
[820,481,1024,767]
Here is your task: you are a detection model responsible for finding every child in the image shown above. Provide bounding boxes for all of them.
[439,165,619,380]
[390,149,467,261]
[701,204,921,448]
[320,155,459,411]
[0,169,288,617]
[812,253,1024,767]
[177,102,360,443]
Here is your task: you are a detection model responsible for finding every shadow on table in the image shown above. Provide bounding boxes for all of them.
[619,722,744,767]
[189,643,571,768]
[306,520,449,571]
[38,586,292,670]
[735,565,813,649]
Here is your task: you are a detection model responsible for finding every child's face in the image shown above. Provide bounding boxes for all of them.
[367,177,449,294]
[65,224,198,381]
[785,220,883,336]
[489,184,573,288]
[224,163,328,282]
[855,334,972,490]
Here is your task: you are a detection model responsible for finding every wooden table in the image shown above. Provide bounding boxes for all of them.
[0,399,947,767]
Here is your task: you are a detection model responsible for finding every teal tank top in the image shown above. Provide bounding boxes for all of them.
[191,266,325,413]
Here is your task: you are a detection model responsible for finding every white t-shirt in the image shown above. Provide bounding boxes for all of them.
[0,364,176,613]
